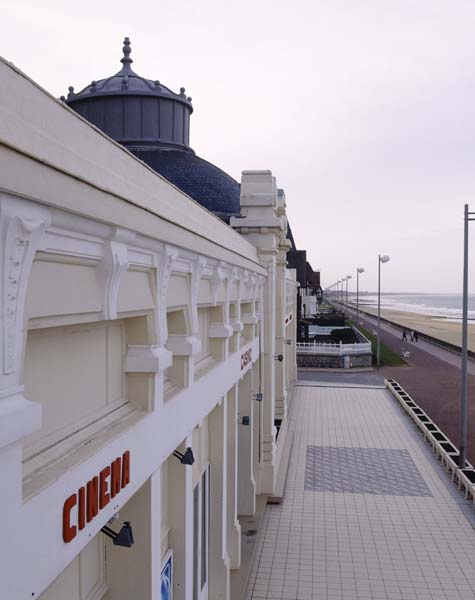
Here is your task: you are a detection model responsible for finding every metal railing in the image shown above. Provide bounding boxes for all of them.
[296,340,372,356]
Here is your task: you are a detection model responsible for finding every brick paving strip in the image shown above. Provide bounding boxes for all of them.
[245,385,475,600]
[354,311,475,464]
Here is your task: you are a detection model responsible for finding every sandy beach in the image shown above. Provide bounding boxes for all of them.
[357,305,475,353]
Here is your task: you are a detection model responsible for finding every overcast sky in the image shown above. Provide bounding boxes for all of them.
[3,0,475,293]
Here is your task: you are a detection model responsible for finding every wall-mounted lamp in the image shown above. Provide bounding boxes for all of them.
[101,520,134,548]
[273,354,284,362]
[241,416,250,426]
[254,392,263,402]
[173,447,195,465]
[285,339,291,345]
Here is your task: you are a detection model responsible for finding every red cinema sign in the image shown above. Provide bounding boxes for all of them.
[63,450,130,543]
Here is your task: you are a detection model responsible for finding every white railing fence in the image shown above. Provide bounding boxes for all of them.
[296,340,372,356]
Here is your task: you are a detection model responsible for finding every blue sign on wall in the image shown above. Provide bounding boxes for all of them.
[161,550,173,600]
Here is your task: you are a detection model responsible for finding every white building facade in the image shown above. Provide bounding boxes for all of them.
[0,55,297,600]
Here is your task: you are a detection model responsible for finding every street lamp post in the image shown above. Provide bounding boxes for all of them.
[340,278,345,308]
[356,267,365,317]
[460,204,475,469]
[377,254,390,367]
[345,275,352,311]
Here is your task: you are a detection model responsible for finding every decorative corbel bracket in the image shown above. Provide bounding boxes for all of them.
[229,267,243,332]
[0,195,51,449]
[190,255,207,337]
[242,270,252,299]
[99,228,136,320]
[210,261,228,306]
[155,246,179,347]
[1,196,51,381]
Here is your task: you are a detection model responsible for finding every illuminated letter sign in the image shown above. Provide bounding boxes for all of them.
[62,451,130,543]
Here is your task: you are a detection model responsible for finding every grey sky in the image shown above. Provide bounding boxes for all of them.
[3,0,475,293]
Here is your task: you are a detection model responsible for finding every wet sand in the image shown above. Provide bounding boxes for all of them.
[358,305,475,353]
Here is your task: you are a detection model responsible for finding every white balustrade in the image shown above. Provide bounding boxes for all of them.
[296,341,372,356]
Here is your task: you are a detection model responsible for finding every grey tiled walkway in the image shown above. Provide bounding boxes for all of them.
[245,384,475,600]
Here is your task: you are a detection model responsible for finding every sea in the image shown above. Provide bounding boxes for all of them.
[357,293,475,322]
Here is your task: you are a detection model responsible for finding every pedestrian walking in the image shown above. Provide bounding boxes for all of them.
[414,331,419,342]
[402,329,407,341]
[410,330,415,342]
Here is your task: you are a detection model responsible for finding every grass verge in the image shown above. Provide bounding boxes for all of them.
[351,321,406,367]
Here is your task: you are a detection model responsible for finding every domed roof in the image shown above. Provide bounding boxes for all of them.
[64,37,193,111]
[64,37,241,219]
[131,148,241,219]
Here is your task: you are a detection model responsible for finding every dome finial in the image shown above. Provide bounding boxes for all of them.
[120,37,133,71]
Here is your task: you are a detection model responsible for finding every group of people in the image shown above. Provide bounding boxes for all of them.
[402,329,418,342]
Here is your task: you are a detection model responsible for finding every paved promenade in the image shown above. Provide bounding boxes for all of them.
[245,383,475,600]
[353,310,475,464]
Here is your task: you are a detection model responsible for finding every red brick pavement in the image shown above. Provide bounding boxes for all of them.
[356,312,475,464]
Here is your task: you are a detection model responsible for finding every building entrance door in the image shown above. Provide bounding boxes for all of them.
[193,467,209,600]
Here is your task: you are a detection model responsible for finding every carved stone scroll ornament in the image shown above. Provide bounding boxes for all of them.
[210,261,228,307]
[189,255,207,337]
[99,228,136,321]
[229,267,243,332]
[1,198,51,380]
[0,197,51,450]
[242,270,252,295]
[155,246,179,347]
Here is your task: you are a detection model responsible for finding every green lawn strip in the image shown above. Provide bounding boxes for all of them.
[349,320,406,367]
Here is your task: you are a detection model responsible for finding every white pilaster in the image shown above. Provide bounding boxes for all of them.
[237,369,256,516]
[226,386,241,569]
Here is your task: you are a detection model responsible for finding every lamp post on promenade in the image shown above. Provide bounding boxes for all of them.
[340,278,345,309]
[460,204,474,469]
[377,254,390,368]
[356,267,365,317]
[345,275,352,312]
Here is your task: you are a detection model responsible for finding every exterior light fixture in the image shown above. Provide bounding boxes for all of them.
[285,339,291,345]
[345,275,352,310]
[241,416,250,426]
[101,521,134,547]
[254,392,263,402]
[173,447,195,465]
[273,354,284,362]
[377,254,391,367]
[356,267,365,316]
